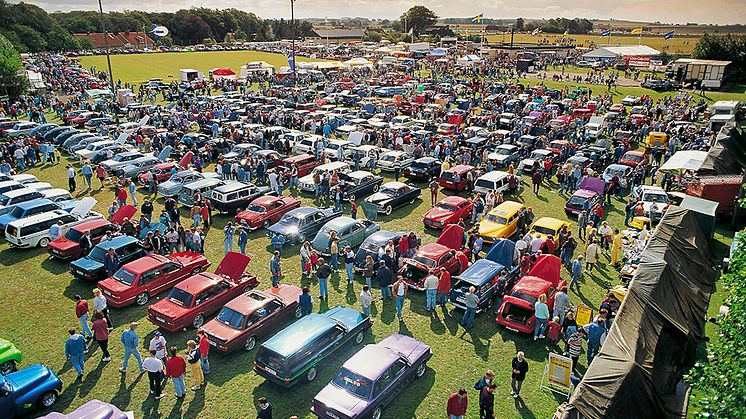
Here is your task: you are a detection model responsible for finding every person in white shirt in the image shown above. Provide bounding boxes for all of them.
[49,220,63,241]
[92,288,112,329]
[423,270,439,312]
[149,332,167,361]
[359,286,373,317]
[143,350,166,399]
[530,234,544,254]
[268,170,278,194]
[67,165,76,192]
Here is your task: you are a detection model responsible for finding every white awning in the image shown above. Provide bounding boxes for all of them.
[658,150,708,172]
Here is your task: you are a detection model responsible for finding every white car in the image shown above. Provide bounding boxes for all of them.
[3,122,39,139]
[621,95,641,106]
[291,134,322,155]
[75,140,116,161]
[298,161,351,192]
[377,150,415,172]
[633,185,670,222]
[323,139,353,161]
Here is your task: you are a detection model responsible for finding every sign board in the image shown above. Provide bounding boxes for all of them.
[575,305,593,326]
[541,352,573,398]
[626,55,651,68]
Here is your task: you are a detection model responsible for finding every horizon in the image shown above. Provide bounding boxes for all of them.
[10,0,746,26]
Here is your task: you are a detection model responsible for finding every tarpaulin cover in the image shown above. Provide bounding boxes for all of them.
[484,238,515,268]
[561,207,716,419]
[658,150,707,172]
[698,125,746,175]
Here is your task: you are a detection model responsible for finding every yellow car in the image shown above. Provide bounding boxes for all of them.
[478,201,525,243]
[530,217,572,245]
[645,132,668,148]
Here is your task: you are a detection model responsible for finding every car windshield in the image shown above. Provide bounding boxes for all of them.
[87,247,108,262]
[277,216,299,227]
[64,229,84,242]
[510,290,538,306]
[0,195,9,205]
[494,148,511,155]
[246,204,265,213]
[567,195,588,206]
[113,268,137,286]
[625,154,643,162]
[327,143,340,150]
[474,179,495,189]
[216,307,245,329]
[436,203,458,212]
[533,225,556,235]
[411,255,437,268]
[9,206,26,218]
[362,241,383,252]
[332,368,373,400]
[380,187,399,196]
[167,287,194,307]
[643,193,669,203]
[530,152,547,159]
[409,162,428,171]
[484,214,507,225]
[381,154,396,162]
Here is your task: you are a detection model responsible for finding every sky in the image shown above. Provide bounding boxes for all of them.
[15,0,746,25]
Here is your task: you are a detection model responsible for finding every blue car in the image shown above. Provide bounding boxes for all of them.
[0,199,73,233]
[449,239,519,313]
[69,235,145,281]
[254,306,371,387]
[0,364,62,418]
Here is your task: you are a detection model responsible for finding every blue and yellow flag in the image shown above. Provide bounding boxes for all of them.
[663,30,675,40]
[471,14,484,24]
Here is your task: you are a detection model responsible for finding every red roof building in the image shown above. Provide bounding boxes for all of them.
[74,31,152,49]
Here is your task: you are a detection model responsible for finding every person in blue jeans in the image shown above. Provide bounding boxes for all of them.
[223,222,235,254]
[423,271,438,311]
[298,287,313,316]
[64,328,87,378]
[570,256,584,291]
[392,276,408,321]
[119,322,144,373]
[270,251,282,287]
[377,261,393,300]
[533,294,550,340]
[317,258,331,300]
[344,246,355,285]
[585,318,607,364]
[460,286,479,329]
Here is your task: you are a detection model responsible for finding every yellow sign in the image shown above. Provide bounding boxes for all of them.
[547,352,573,390]
[576,305,593,326]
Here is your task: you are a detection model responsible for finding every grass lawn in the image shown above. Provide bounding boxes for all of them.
[479,32,699,54]
[0,124,734,418]
[78,51,326,85]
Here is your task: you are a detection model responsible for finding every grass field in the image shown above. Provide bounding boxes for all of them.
[0,123,734,418]
[78,51,326,84]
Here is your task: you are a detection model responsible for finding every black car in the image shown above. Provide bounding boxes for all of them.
[339,170,383,201]
[267,207,343,245]
[364,182,421,216]
[209,182,277,214]
[354,230,407,270]
[403,157,442,182]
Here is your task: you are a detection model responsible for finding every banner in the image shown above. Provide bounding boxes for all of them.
[626,55,651,68]
[547,353,573,389]
[575,305,593,326]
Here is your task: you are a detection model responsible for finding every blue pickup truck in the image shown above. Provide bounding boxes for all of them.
[0,364,62,417]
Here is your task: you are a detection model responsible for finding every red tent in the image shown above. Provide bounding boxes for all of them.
[212,68,235,76]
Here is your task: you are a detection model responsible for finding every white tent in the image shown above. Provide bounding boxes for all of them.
[658,150,708,172]
[457,54,483,66]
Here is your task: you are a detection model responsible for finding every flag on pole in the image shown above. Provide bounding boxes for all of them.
[471,14,484,24]
[663,30,675,40]
[631,27,643,35]
[600,29,611,37]
[563,30,569,37]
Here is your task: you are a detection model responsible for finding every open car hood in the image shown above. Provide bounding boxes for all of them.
[215,251,251,280]
[578,177,606,195]
[527,254,562,288]
[110,204,136,224]
[436,224,464,249]
[484,238,515,268]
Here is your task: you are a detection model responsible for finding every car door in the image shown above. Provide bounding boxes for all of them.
[269,201,285,223]
[255,299,284,336]
[139,267,161,295]
[158,261,185,292]
[440,252,457,274]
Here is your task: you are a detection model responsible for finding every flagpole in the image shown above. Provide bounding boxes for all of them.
[97,0,114,92]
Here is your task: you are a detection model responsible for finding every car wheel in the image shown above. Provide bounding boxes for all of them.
[38,391,57,408]
[409,198,416,204]
[372,184,380,192]
[192,314,204,329]
[297,234,306,244]
[306,366,317,382]
[384,205,393,216]
[244,336,257,351]
[415,362,427,378]
[38,237,50,248]
[136,292,149,306]
[372,406,382,419]
[263,219,271,228]
[191,267,203,275]
[0,360,16,375]
[294,306,303,318]
[354,330,364,345]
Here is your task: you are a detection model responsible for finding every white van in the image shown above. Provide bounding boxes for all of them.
[5,197,100,248]
[585,116,607,139]
[298,161,351,192]
[710,100,742,116]
[41,188,74,202]
[474,171,518,196]
[0,188,45,216]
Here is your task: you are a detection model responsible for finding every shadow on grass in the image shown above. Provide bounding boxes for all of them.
[42,256,70,275]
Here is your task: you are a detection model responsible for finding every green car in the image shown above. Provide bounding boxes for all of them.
[0,339,22,375]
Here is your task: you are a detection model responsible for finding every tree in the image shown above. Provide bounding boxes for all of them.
[0,33,27,98]
[176,14,212,45]
[400,5,438,37]
[46,25,79,51]
[515,17,525,31]
[78,37,93,50]
[7,24,46,52]
[693,34,746,81]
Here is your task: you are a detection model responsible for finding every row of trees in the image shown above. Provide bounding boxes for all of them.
[0,1,314,52]
[523,18,594,34]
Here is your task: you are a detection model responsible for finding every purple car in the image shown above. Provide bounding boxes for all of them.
[564,176,606,217]
[311,334,432,419]
[39,400,128,419]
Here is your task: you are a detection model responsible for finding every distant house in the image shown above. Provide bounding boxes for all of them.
[423,25,455,38]
[74,31,153,49]
[310,29,365,44]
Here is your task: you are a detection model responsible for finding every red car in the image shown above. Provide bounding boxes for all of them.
[399,224,469,290]
[422,196,473,229]
[496,255,566,334]
[609,103,626,114]
[71,111,105,126]
[137,152,193,186]
[438,165,474,191]
[278,154,318,179]
[147,252,259,331]
[235,195,302,230]
[46,206,136,260]
[619,150,647,168]
[201,285,303,353]
[97,252,211,308]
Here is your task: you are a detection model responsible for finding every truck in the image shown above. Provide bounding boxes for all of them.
[686,175,743,217]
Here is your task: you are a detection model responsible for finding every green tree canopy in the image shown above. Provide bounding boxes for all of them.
[0,33,27,98]
[693,33,746,81]
[400,5,438,37]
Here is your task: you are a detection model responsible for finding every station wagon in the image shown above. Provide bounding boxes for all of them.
[209,182,275,214]
[69,235,146,281]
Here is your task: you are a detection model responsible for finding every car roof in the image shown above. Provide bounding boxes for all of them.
[286,207,318,217]
[15,198,54,210]
[414,157,438,163]
[478,171,510,180]
[1,188,40,198]
[440,196,468,205]
[93,235,137,250]
[71,218,111,232]
[224,290,273,314]
[252,195,283,206]
[214,182,251,193]
[381,181,408,189]
[533,217,565,228]
[176,272,222,294]
[491,201,524,214]
[347,170,374,179]
[342,345,401,379]
[123,254,170,274]
[323,216,357,230]
[261,313,337,357]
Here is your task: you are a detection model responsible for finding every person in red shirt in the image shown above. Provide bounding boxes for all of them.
[540,235,556,255]
[165,346,187,398]
[116,187,127,207]
[95,165,107,189]
[398,235,409,258]
[437,267,451,308]
[200,203,210,227]
[91,311,110,361]
[196,330,210,375]
[446,388,468,419]
[74,295,93,340]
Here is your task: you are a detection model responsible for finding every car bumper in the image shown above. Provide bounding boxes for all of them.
[47,247,78,260]
[147,314,184,332]
[100,290,135,308]
[205,336,239,354]
[253,365,296,388]
[423,218,447,229]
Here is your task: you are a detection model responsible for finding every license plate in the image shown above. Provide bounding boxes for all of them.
[155,316,165,323]
[265,367,278,376]
[103,290,111,296]
[456,297,466,304]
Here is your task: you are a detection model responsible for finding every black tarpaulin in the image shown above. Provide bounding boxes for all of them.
[698,125,746,175]
[561,207,717,419]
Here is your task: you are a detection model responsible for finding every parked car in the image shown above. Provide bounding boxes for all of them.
[267,207,343,245]
[97,252,211,308]
[100,151,146,173]
[69,235,146,281]
[277,154,318,180]
[201,285,303,353]
[3,122,38,139]
[478,201,526,245]
[177,177,227,208]
[632,185,670,222]
[299,162,351,193]
[496,255,566,333]
[312,217,381,256]
[310,334,432,419]
[235,196,302,230]
[354,230,408,270]
[619,151,647,168]
[254,306,371,387]
[158,169,220,197]
[117,151,171,180]
[39,399,128,419]
[422,196,473,229]
[209,182,275,214]
[517,149,555,175]
[621,95,640,106]
[46,216,123,260]
[147,252,259,331]
[438,165,474,191]
[487,144,520,168]
[0,364,62,418]
[363,182,421,216]
[403,157,441,181]
[473,170,517,196]
[564,177,606,217]
[449,240,518,313]
[399,224,469,290]
[0,338,22,375]
[377,151,414,172]
[5,198,102,248]
[338,171,383,200]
